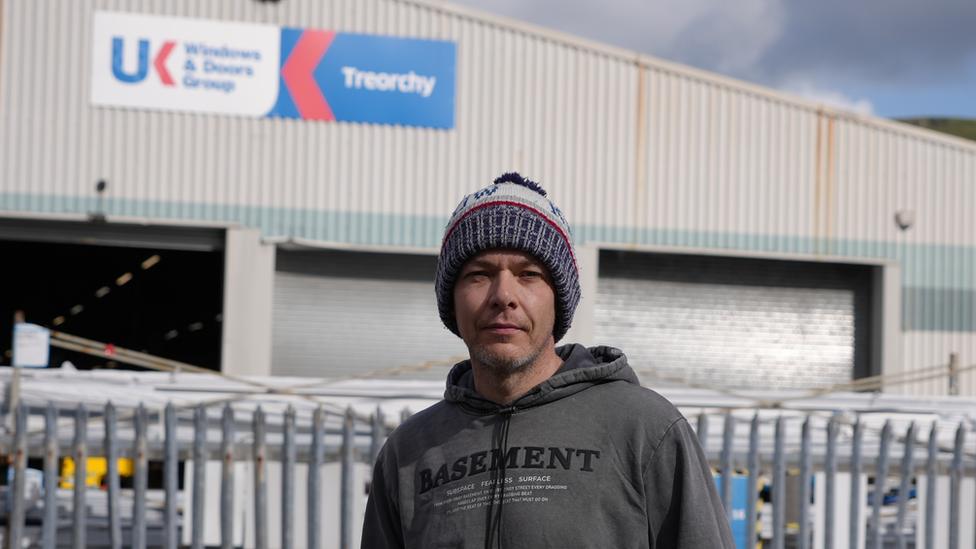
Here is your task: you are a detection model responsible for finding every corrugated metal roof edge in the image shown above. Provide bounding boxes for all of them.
[408,0,976,153]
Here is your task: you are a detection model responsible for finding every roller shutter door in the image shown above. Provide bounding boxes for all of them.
[271,249,467,379]
[596,251,873,390]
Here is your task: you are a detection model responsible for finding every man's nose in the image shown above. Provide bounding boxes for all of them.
[489,272,517,308]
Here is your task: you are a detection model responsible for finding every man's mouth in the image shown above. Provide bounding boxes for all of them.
[482,322,523,335]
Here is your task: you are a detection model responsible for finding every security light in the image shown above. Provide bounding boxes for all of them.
[895,210,915,231]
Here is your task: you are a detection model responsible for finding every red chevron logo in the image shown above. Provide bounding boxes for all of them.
[154,41,176,86]
[281,30,336,120]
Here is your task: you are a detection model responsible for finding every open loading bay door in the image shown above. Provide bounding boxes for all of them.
[0,219,225,371]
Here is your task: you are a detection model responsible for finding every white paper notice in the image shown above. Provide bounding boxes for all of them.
[13,323,50,368]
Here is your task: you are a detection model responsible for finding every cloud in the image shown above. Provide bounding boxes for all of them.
[781,80,875,116]
[749,0,976,88]
[448,0,734,58]
[447,0,976,91]
[664,0,785,77]
[445,0,976,118]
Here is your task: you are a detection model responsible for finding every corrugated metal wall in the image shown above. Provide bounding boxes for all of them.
[0,0,638,244]
[2,0,974,394]
[628,75,822,248]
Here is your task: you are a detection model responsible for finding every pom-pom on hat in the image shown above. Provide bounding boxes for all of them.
[435,172,581,342]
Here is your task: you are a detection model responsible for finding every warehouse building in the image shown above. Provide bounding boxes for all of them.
[1,0,973,396]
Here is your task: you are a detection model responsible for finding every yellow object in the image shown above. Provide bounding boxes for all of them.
[60,458,134,488]
[754,477,764,549]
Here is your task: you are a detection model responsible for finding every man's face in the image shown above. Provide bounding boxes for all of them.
[453,248,557,374]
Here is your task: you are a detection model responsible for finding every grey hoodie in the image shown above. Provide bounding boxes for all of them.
[361,344,735,548]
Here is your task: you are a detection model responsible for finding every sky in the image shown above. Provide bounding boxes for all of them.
[447,0,976,120]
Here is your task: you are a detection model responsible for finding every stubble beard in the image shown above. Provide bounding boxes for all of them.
[468,324,554,379]
[470,339,546,376]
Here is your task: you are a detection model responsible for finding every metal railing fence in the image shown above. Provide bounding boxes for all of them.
[3,398,976,549]
[3,400,385,549]
[695,409,976,549]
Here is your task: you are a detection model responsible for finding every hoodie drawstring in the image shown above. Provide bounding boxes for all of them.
[484,407,514,549]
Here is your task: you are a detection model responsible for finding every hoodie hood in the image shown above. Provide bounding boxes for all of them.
[443,344,640,413]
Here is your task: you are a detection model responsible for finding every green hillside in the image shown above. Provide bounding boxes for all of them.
[898,118,976,142]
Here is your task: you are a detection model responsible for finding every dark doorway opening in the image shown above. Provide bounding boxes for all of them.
[1,239,224,371]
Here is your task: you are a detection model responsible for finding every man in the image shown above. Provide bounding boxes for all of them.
[362,173,734,548]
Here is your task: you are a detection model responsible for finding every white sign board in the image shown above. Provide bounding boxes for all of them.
[90,11,280,116]
[13,323,50,368]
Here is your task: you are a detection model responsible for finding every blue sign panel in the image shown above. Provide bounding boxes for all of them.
[714,476,752,549]
[318,34,455,128]
[269,29,456,129]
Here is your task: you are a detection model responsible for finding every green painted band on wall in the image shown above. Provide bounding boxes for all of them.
[3,192,975,332]
[903,287,976,332]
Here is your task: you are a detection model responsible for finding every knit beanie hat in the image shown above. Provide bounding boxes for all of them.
[435,172,580,342]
